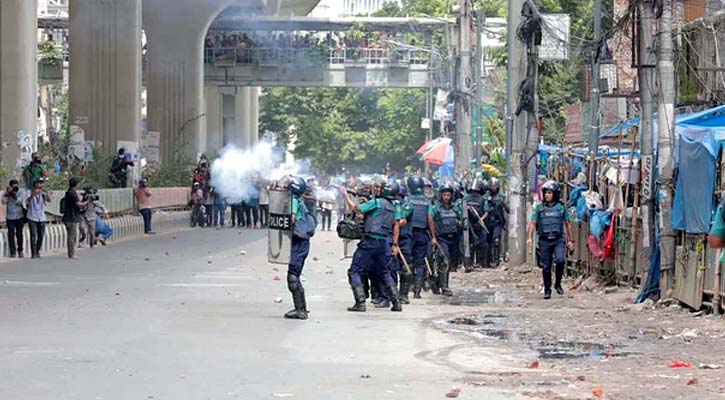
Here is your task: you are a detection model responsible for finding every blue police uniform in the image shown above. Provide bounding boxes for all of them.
[286,196,311,320]
[347,197,401,312]
[486,191,507,266]
[395,197,415,303]
[533,202,570,296]
[407,193,434,298]
[432,200,462,296]
[464,192,488,269]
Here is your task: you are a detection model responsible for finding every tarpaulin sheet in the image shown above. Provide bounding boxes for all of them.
[672,134,716,233]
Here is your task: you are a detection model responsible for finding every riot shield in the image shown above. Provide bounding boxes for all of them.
[268,189,292,265]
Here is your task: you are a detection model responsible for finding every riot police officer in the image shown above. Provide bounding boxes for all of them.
[344,180,402,312]
[527,180,575,299]
[463,178,489,271]
[431,183,462,296]
[285,177,315,320]
[486,177,509,267]
[394,184,415,304]
[406,175,437,299]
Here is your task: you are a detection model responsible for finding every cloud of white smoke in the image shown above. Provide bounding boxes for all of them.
[210,141,306,203]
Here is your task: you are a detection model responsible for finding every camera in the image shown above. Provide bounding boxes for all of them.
[11,186,19,193]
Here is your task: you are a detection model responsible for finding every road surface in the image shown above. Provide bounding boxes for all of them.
[0,227,520,400]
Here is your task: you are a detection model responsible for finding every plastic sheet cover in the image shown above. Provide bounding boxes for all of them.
[671,134,716,233]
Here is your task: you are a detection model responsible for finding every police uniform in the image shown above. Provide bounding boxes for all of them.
[432,199,462,296]
[286,195,311,319]
[347,197,401,312]
[486,191,507,266]
[533,201,570,296]
[395,197,415,303]
[464,191,489,269]
[407,192,434,298]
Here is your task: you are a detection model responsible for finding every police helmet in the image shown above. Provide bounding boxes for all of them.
[138,178,149,188]
[469,178,486,193]
[422,177,433,188]
[381,180,400,200]
[541,180,561,202]
[406,175,424,194]
[438,183,454,195]
[288,176,307,197]
[452,181,463,200]
[490,177,500,189]
[397,184,408,198]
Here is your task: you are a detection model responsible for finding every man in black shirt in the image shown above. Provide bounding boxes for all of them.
[109,148,134,188]
[63,177,91,259]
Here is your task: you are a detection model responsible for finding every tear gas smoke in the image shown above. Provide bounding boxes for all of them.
[210,141,307,203]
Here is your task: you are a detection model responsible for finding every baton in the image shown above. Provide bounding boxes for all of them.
[396,250,412,274]
[424,257,433,276]
[467,206,490,235]
[433,241,450,266]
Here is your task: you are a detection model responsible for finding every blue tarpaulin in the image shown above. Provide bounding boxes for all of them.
[671,127,719,233]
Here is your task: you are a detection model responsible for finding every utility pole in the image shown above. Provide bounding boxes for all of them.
[588,0,603,177]
[639,0,657,276]
[657,0,676,297]
[454,0,473,174]
[507,0,529,266]
[474,9,485,169]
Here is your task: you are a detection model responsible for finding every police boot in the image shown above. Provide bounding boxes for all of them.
[430,274,441,295]
[491,241,501,267]
[481,243,491,268]
[413,275,423,299]
[439,271,453,297]
[347,284,367,312]
[542,268,552,300]
[361,273,371,299]
[385,283,403,312]
[399,273,411,304]
[554,262,565,295]
[284,273,308,320]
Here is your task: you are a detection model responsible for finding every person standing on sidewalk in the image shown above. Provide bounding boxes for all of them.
[2,179,26,258]
[62,178,91,259]
[26,178,51,259]
[135,178,156,235]
[212,187,226,228]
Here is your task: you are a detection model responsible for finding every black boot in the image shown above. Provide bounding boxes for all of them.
[284,273,308,320]
[386,283,403,312]
[347,284,367,312]
[491,240,501,267]
[399,272,412,304]
[554,262,565,295]
[361,273,371,300]
[439,270,452,297]
[543,266,552,300]
[430,274,441,295]
[413,275,423,299]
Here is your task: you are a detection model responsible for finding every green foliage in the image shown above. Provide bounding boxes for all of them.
[475,0,507,17]
[38,40,62,63]
[143,161,194,188]
[260,87,429,175]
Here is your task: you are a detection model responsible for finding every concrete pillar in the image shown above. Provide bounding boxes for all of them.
[205,85,223,154]
[69,0,142,156]
[248,86,260,147]
[234,87,251,148]
[0,0,38,170]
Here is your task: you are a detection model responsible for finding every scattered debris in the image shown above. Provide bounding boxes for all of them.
[604,286,618,294]
[207,260,213,264]
[144,258,150,261]
[360,374,371,379]
[115,293,120,296]
[272,267,279,272]
[3,280,8,285]
[273,276,281,281]
[274,297,283,304]
[687,377,699,385]
[271,394,294,398]
[528,360,540,369]
[165,252,170,256]
[698,363,722,370]
[445,387,461,398]
[668,360,692,369]
[592,387,604,398]
[312,256,320,262]
[240,251,247,256]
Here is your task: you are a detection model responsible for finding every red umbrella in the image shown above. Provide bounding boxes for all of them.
[419,138,453,166]
[416,137,448,154]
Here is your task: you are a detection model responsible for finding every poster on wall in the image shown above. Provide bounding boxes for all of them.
[17,130,33,169]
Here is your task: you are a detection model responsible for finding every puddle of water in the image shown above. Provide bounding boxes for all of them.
[536,341,634,360]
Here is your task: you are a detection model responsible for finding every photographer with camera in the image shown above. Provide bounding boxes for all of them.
[2,179,26,258]
[109,148,135,188]
[78,188,105,248]
[27,177,52,259]
[62,178,92,259]
[23,152,47,190]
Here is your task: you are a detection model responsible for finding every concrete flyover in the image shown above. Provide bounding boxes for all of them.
[66,0,318,165]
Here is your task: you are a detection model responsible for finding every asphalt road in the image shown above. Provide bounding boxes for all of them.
[0,227,520,400]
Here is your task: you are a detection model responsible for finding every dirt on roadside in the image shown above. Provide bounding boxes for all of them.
[429,265,725,400]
